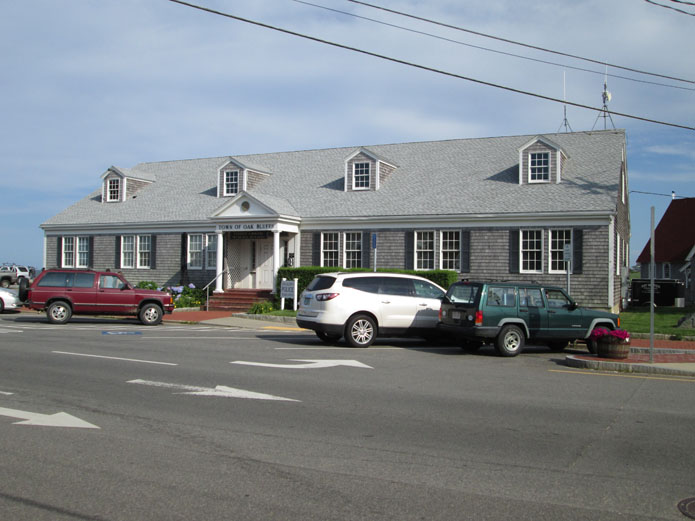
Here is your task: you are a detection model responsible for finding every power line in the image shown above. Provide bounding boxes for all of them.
[644,0,695,16]
[167,0,695,131]
[347,0,695,86]
[631,190,693,198]
[292,0,694,92]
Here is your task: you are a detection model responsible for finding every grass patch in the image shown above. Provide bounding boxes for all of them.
[266,309,297,317]
[620,306,695,338]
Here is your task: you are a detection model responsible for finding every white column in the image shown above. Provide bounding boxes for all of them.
[272,230,281,293]
[215,232,224,293]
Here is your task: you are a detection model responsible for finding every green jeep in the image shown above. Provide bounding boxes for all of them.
[438,281,620,357]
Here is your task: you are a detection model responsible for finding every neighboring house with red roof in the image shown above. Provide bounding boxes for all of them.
[637,198,695,303]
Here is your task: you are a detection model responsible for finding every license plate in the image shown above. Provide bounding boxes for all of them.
[304,297,311,306]
[452,311,461,320]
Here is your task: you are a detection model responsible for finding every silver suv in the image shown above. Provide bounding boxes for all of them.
[296,272,445,347]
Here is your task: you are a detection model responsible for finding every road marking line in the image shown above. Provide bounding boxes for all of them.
[549,369,695,382]
[128,379,299,401]
[52,351,178,366]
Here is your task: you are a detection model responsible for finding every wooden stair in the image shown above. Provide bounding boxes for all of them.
[206,289,273,313]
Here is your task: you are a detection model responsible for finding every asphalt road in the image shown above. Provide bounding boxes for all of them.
[1,313,694,520]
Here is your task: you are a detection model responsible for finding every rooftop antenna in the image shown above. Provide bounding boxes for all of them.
[558,71,573,133]
[592,65,616,130]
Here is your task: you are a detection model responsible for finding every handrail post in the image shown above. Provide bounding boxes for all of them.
[202,269,229,312]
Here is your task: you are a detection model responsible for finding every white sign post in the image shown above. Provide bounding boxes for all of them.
[563,243,572,294]
[280,278,298,311]
[372,233,377,272]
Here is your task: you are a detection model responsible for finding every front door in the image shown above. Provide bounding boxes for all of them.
[543,288,582,339]
[256,239,274,289]
[226,237,274,290]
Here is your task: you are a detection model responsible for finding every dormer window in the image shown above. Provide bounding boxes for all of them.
[529,152,550,183]
[107,178,121,201]
[518,136,567,185]
[224,170,239,196]
[353,162,370,190]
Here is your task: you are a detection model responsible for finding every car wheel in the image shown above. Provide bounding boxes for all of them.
[0,298,4,313]
[18,278,29,302]
[586,330,600,354]
[495,324,524,357]
[547,341,568,352]
[0,279,9,288]
[345,314,376,348]
[316,331,341,344]
[139,303,163,326]
[47,301,72,324]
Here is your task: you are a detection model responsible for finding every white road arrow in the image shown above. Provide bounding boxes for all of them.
[230,359,373,369]
[127,379,299,402]
[0,406,100,429]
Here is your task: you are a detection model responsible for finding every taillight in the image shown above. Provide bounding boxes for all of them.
[438,306,443,321]
[617,317,620,328]
[474,310,483,326]
[316,293,339,301]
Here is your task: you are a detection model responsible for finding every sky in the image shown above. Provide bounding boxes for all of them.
[1,0,693,270]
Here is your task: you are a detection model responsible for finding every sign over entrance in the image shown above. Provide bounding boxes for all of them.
[216,223,277,232]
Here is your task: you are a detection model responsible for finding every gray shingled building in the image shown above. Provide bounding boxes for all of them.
[41,129,630,311]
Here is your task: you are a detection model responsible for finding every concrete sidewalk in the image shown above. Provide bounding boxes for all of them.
[165,309,695,377]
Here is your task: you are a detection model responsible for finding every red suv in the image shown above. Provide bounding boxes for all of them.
[21,269,174,325]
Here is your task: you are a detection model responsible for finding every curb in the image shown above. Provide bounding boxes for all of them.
[565,354,695,377]
[230,313,298,324]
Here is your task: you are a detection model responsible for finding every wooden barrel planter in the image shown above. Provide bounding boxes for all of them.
[596,338,630,359]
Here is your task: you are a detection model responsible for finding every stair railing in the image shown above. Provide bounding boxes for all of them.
[202,269,230,311]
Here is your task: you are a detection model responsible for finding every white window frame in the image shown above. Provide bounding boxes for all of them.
[440,230,460,271]
[321,232,339,267]
[549,229,572,274]
[415,231,435,271]
[121,235,151,269]
[62,236,89,268]
[528,152,550,183]
[353,162,370,190]
[224,170,240,196]
[138,235,151,269]
[77,237,89,268]
[107,178,121,202]
[206,234,217,270]
[343,232,362,268]
[62,237,75,268]
[121,236,135,269]
[520,229,543,273]
[188,234,204,270]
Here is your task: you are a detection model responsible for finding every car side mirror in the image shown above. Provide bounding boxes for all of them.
[568,301,578,311]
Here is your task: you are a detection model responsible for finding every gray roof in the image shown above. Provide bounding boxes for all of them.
[42,130,626,228]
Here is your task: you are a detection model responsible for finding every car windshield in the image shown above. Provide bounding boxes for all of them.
[447,283,481,304]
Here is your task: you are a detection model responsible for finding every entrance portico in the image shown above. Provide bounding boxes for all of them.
[211,193,300,293]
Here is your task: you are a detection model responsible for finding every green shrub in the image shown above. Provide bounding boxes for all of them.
[166,284,205,309]
[136,281,159,290]
[248,301,275,314]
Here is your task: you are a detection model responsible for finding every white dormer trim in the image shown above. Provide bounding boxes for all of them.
[217,159,245,198]
[344,148,397,192]
[517,136,569,185]
[101,167,125,203]
[211,192,279,219]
